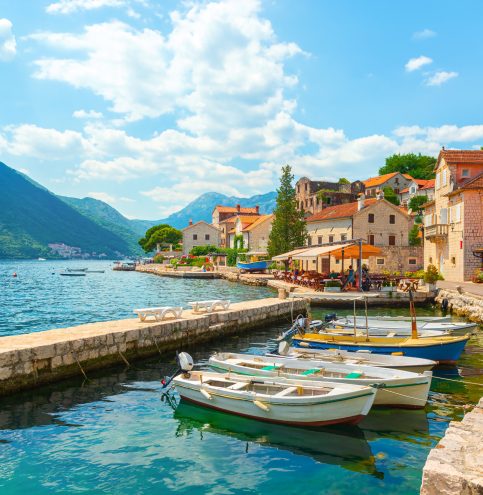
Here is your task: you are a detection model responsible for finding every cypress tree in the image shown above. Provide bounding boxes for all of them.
[268,165,307,257]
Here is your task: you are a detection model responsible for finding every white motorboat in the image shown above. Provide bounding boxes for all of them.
[173,370,376,426]
[275,346,436,373]
[362,315,451,323]
[329,316,477,336]
[209,352,432,408]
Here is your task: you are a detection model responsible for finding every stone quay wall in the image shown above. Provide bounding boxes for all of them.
[420,397,483,495]
[0,298,306,397]
[435,288,483,324]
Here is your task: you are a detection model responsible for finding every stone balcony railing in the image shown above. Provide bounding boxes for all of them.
[424,223,449,240]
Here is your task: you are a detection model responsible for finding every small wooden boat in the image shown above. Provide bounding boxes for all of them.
[359,315,451,323]
[173,370,376,426]
[236,260,270,273]
[292,333,470,364]
[209,352,432,408]
[60,272,86,277]
[322,327,446,339]
[271,346,436,373]
[329,316,477,335]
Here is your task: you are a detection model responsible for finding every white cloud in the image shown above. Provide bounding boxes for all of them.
[425,70,458,86]
[0,19,16,61]
[413,29,436,40]
[405,55,432,72]
[73,109,103,119]
[46,0,125,14]
[87,191,116,203]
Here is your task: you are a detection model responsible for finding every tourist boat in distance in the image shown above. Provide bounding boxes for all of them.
[38,257,46,261]
[328,316,477,336]
[236,260,270,273]
[291,333,470,364]
[59,272,86,277]
[173,370,376,426]
[209,352,432,408]
[65,267,88,272]
[273,346,436,374]
[112,261,136,271]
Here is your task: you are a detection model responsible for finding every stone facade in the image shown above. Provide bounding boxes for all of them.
[295,177,364,216]
[212,205,260,247]
[231,214,273,253]
[181,221,221,255]
[423,149,483,282]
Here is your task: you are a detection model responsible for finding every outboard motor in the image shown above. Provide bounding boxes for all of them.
[325,313,337,323]
[162,351,194,389]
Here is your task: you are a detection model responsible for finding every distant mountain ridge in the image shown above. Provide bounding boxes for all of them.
[0,161,277,258]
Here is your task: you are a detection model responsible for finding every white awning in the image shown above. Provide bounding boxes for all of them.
[272,247,311,261]
[293,243,356,259]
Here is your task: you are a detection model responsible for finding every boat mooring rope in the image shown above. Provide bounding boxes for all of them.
[376,387,477,409]
[431,375,483,387]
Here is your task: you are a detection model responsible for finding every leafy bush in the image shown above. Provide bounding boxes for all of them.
[408,195,428,212]
[405,270,424,279]
[190,245,220,256]
[474,269,483,283]
[382,187,400,206]
[338,177,350,184]
[153,253,165,264]
[409,224,422,246]
[325,280,341,287]
[424,264,443,284]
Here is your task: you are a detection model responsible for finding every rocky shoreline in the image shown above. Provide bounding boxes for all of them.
[436,288,483,324]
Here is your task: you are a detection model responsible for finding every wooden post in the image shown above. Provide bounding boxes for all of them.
[358,239,363,291]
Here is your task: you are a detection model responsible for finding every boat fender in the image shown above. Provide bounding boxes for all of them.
[391,352,404,356]
[253,400,270,412]
[278,341,290,356]
[200,388,212,400]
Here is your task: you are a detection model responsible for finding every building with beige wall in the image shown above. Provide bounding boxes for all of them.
[181,221,221,255]
[306,195,422,272]
[363,172,413,197]
[212,205,260,247]
[231,214,273,253]
[423,149,483,282]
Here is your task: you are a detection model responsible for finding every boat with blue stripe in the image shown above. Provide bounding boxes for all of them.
[237,260,270,272]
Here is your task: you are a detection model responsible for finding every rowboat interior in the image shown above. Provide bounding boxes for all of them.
[297,333,469,346]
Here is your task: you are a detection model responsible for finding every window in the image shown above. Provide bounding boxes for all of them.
[328,235,334,243]
[394,188,399,194]
[341,234,347,241]
[376,258,385,265]
[205,234,210,241]
[410,186,416,194]
[368,234,375,245]
[451,256,456,264]
[368,213,374,223]
[436,172,440,189]
[389,214,395,224]
[297,185,300,193]
[442,169,447,186]
[408,258,417,265]
[308,237,312,246]
[388,235,396,246]
[318,236,322,244]
[453,204,461,222]
[429,257,433,264]
[305,183,308,191]
[462,169,470,178]
[193,234,198,240]
[335,258,340,264]
[326,197,331,205]
[395,178,399,184]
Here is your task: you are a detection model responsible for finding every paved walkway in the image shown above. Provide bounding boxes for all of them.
[437,280,483,297]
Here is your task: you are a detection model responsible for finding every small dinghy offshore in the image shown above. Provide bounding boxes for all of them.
[209,352,432,408]
[65,268,88,272]
[169,353,376,426]
[275,346,436,374]
[60,272,86,277]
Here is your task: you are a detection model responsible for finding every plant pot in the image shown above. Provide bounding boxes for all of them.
[426,282,437,291]
[324,287,341,292]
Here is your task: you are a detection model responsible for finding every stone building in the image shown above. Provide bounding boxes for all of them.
[295,177,364,216]
[306,194,422,273]
[423,149,483,282]
[212,205,260,247]
[399,179,435,207]
[363,172,413,197]
[181,221,221,255]
[228,214,273,253]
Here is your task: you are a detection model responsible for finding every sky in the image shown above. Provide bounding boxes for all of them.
[1,0,483,220]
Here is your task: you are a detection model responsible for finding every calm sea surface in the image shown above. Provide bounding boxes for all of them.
[0,260,481,494]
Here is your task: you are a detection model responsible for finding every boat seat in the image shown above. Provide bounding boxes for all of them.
[274,386,297,397]
[261,365,281,371]
[345,372,363,378]
[301,368,321,376]
[227,382,249,390]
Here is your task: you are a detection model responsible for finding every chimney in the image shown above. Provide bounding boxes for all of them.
[255,205,259,214]
[236,204,241,212]
[357,193,365,211]
[189,219,193,226]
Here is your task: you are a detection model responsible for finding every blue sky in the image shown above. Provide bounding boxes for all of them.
[1,0,483,219]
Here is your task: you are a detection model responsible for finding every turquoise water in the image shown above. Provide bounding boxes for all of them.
[0,261,481,494]
[0,260,274,336]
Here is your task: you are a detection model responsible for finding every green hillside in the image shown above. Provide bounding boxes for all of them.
[0,162,135,259]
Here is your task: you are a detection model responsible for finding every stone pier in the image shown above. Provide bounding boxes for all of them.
[420,397,483,494]
[0,297,307,396]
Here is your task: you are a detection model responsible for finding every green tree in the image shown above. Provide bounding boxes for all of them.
[139,224,182,253]
[379,153,436,180]
[383,187,400,206]
[338,177,350,184]
[268,165,307,257]
[408,195,428,212]
[190,245,220,256]
[409,224,422,246]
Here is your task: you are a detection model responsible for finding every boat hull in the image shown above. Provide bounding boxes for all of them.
[236,261,270,272]
[292,335,469,364]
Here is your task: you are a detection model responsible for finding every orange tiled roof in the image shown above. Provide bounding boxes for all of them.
[439,149,483,165]
[214,205,258,214]
[363,172,414,188]
[244,214,273,232]
[236,215,260,224]
[460,172,483,189]
[306,199,377,222]
[420,179,435,190]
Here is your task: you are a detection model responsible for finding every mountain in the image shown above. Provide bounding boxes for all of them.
[0,162,136,259]
[59,196,143,254]
[138,191,278,230]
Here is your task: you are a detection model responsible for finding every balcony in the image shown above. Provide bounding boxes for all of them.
[425,224,449,241]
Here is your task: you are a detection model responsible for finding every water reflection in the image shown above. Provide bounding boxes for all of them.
[173,401,383,478]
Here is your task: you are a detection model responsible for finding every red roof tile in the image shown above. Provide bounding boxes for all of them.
[363,172,414,188]
[306,199,378,222]
[438,149,483,165]
[214,205,258,214]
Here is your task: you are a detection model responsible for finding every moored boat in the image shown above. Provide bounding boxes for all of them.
[209,352,432,408]
[236,260,270,272]
[322,326,447,339]
[173,370,376,426]
[65,267,88,272]
[276,346,436,373]
[291,333,470,364]
[60,272,86,277]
